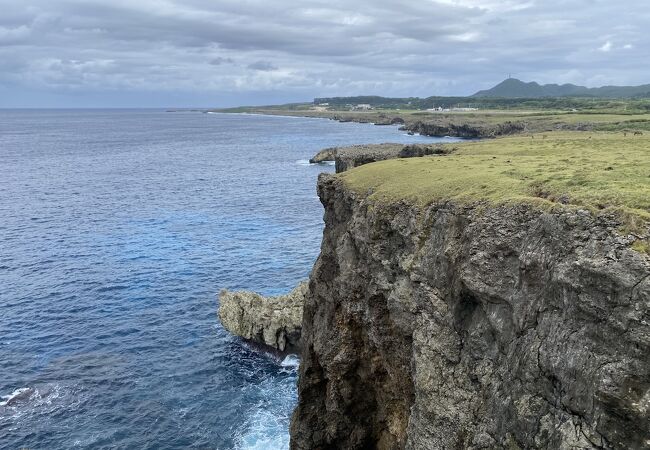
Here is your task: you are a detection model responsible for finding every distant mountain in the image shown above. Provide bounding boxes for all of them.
[472,78,650,99]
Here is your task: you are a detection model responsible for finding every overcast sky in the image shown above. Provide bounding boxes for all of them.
[1,0,648,108]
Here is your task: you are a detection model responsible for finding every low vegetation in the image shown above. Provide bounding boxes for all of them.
[340,131,650,239]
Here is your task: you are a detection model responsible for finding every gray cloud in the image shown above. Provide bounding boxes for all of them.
[0,0,648,107]
[247,61,278,71]
[210,57,235,65]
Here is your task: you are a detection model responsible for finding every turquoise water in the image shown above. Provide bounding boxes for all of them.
[0,110,457,449]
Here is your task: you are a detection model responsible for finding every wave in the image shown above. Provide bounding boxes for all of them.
[0,387,35,407]
[295,159,335,166]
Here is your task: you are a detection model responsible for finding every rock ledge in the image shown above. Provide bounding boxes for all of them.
[218,282,307,352]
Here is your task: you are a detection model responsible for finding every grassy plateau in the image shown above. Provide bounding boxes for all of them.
[340,131,650,234]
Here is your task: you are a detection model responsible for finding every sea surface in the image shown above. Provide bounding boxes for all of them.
[0,109,457,449]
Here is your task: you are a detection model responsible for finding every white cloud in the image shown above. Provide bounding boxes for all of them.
[599,41,613,52]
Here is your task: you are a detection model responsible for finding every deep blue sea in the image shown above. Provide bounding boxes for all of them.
[0,110,456,449]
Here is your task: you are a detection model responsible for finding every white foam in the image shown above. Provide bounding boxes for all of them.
[296,159,335,167]
[281,355,300,368]
[232,351,299,450]
[0,387,34,407]
[237,417,290,450]
[0,383,76,423]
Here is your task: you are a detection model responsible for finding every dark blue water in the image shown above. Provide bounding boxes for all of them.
[0,110,457,449]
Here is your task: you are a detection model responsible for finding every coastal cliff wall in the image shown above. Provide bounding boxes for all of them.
[290,174,649,449]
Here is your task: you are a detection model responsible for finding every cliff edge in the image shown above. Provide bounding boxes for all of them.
[291,132,650,449]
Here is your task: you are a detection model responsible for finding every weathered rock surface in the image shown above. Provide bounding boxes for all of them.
[309,147,338,164]
[403,119,526,138]
[290,174,650,449]
[219,282,307,352]
[310,143,452,173]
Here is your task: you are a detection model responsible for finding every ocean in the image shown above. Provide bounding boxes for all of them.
[0,109,457,449]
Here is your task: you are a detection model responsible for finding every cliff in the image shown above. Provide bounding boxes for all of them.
[291,133,650,449]
[218,282,307,352]
[310,144,451,173]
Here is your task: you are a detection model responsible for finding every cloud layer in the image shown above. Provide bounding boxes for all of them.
[0,0,648,107]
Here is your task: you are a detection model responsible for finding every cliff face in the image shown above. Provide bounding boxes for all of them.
[290,175,650,449]
[403,120,526,138]
[218,282,307,352]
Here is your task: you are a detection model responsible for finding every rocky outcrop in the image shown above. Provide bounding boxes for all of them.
[334,143,404,173]
[310,143,453,173]
[402,120,526,138]
[309,147,338,164]
[219,282,307,352]
[290,174,650,449]
[335,144,452,173]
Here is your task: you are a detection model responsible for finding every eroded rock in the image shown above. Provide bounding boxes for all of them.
[218,282,307,352]
[309,147,337,164]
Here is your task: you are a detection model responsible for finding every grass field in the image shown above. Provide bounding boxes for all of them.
[340,132,650,238]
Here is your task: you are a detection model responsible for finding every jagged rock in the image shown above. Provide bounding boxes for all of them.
[290,174,650,450]
[309,143,452,174]
[218,282,307,352]
[403,120,526,138]
[309,147,338,164]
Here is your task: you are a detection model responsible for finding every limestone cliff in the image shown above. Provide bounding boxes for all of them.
[290,174,650,449]
[218,282,307,352]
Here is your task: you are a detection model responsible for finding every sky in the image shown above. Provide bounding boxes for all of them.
[0,0,648,108]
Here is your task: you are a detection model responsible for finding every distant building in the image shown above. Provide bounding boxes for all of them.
[318,102,330,106]
[427,106,478,113]
[355,104,373,110]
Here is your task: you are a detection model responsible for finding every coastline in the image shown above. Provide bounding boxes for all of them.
[212,113,649,449]
[205,105,650,138]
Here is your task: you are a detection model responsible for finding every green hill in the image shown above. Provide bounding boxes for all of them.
[473,78,650,99]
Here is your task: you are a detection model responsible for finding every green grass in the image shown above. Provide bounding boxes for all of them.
[340,132,650,229]
[632,240,650,254]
